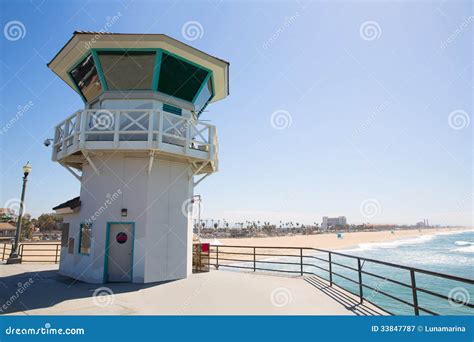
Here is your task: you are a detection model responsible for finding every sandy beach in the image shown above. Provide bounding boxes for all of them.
[203,227,472,251]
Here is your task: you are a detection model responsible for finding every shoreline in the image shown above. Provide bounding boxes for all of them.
[203,227,472,251]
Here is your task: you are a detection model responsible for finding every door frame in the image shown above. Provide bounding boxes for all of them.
[103,222,136,283]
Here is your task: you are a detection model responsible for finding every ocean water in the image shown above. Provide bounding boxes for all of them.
[220,230,474,315]
[332,230,474,315]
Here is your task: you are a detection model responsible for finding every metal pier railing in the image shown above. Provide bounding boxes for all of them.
[209,245,474,316]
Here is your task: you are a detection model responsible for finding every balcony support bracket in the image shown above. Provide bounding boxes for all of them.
[84,152,100,176]
[61,163,82,182]
[194,169,210,188]
[148,151,155,176]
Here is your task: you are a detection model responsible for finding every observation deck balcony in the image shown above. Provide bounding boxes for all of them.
[52,109,218,175]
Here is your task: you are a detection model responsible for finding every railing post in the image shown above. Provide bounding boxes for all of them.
[113,111,120,148]
[147,110,154,148]
[357,258,363,304]
[158,111,164,150]
[2,243,6,261]
[300,248,303,276]
[55,244,59,264]
[79,111,87,148]
[52,125,60,160]
[62,119,69,152]
[216,245,219,270]
[73,111,81,147]
[253,247,256,271]
[328,252,333,286]
[185,122,190,155]
[208,126,215,161]
[410,269,420,315]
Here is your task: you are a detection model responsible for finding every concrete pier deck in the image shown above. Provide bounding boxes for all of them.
[0,264,386,315]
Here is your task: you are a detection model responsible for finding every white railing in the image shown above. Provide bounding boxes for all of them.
[53,109,218,164]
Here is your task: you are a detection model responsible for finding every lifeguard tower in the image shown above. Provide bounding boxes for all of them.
[49,32,229,283]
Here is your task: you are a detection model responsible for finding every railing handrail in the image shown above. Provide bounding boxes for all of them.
[1,242,61,264]
[209,244,474,315]
[211,244,474,284]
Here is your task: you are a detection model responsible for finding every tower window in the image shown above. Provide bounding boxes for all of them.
[97,51,156,90]
[69,54,103,102]
[158,52,209,102]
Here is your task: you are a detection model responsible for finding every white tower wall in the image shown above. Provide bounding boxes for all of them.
[58,155,193,283]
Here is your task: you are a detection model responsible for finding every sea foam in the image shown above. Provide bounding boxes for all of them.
[454,240,474,246]
[451,245,474,253]
[345,234,435,252]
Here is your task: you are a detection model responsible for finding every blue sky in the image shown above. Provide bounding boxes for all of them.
[0,0,472,226]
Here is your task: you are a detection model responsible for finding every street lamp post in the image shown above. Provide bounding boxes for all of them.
[7,162,31,264]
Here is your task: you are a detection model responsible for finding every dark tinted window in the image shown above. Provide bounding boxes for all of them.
[79,223,91,254]
[98,51,156,90]
[61,223,69,247]
[158,52,209,102]
[70,54,103,102]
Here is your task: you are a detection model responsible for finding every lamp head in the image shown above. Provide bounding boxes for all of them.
[23,162,32,176]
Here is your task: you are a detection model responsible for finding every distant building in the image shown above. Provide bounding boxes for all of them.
[0,222,16,237]
[321,216,347,230]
